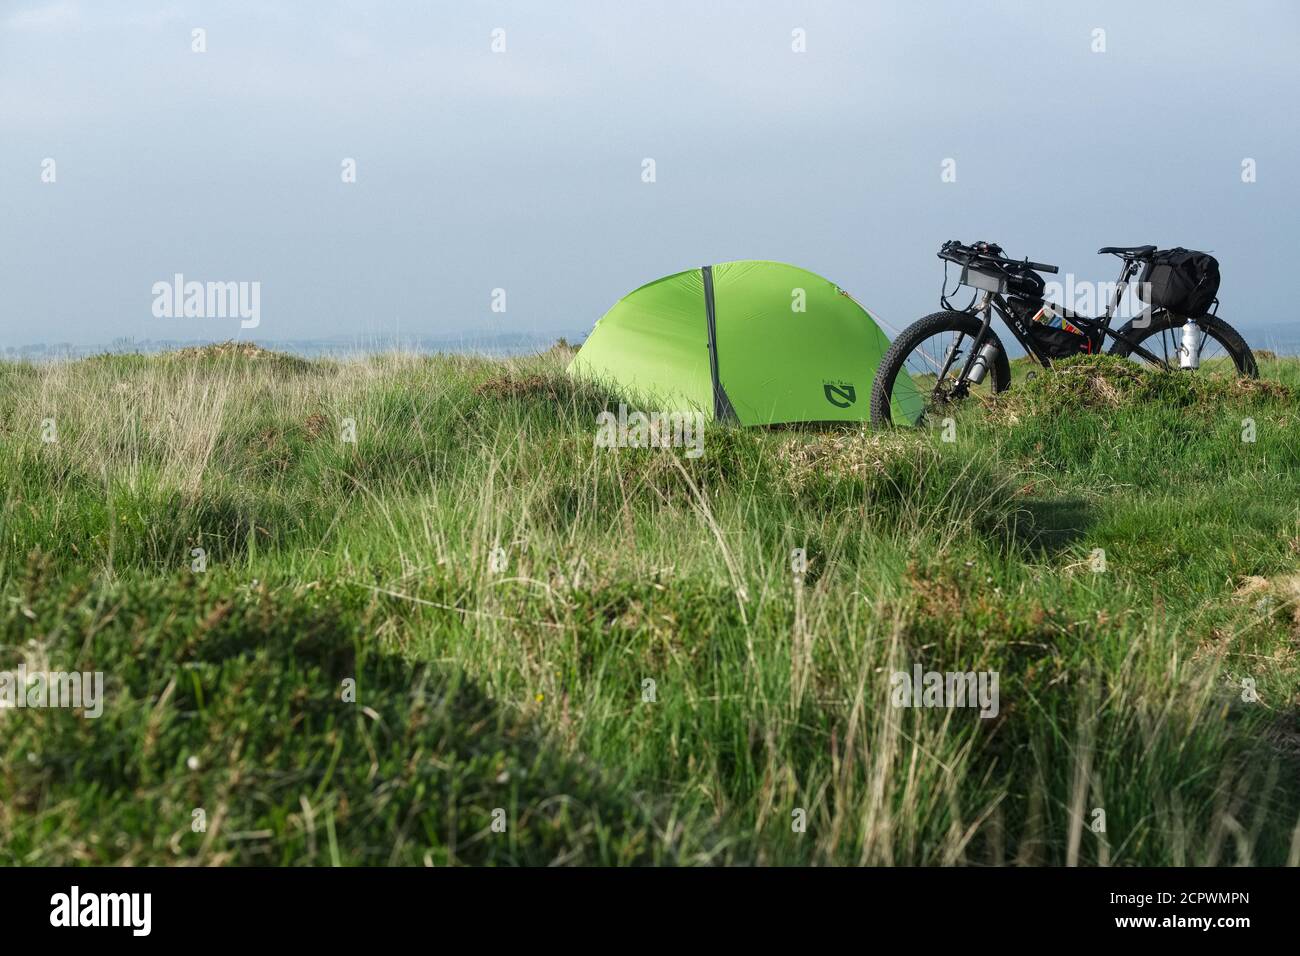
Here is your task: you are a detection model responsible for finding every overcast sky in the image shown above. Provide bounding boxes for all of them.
[2,0,1298,349]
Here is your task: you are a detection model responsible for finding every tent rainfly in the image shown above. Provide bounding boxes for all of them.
[567,260,915,426]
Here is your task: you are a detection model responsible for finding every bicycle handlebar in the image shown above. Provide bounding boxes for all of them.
[939,240,1059,275]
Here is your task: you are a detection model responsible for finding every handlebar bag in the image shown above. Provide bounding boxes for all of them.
[1139,249,1219,317]
[1007,267,1045,298]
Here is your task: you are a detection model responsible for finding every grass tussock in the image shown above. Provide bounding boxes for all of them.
[2,347,1299,865]
[990,353,1296,421]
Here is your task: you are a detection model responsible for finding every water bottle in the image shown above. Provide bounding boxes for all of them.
[966,342,1001,384]
[1180,319,1200,369]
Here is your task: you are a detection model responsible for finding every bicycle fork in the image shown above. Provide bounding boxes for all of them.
[943,293,1001,391]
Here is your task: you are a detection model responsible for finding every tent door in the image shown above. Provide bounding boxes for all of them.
[702,265,738,422]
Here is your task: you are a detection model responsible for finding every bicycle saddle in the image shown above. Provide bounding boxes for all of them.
[1097,245,1156,257]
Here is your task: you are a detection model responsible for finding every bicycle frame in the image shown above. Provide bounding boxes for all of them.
[943,256,1171,383]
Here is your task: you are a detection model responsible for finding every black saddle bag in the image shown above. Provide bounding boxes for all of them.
[1140,248,1219,317]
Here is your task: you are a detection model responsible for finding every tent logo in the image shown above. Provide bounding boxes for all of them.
[823,382,856,408]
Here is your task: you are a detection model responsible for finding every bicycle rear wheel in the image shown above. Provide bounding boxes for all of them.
[1107,312,1257,377]
[870,311,1012,428]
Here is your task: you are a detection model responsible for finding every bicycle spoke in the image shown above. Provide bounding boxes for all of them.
[1116,317,1248,375]
[889,328,1000,426]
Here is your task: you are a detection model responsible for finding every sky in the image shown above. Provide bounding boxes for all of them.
[2,0,1298,350]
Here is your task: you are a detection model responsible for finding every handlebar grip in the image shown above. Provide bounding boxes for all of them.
[1026,260,1059,274]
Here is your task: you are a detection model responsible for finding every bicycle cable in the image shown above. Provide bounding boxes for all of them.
[940,258,979,312]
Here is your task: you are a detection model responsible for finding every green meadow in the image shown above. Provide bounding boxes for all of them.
[2,344,1298,865]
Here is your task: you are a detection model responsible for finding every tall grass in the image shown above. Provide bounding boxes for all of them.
[1,346,1298,864]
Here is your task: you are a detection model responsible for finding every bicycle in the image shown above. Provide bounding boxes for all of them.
[869,240,1258,428]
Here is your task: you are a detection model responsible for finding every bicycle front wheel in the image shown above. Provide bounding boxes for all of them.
[870,311,1012,428]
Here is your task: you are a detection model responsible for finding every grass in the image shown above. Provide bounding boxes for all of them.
[1,344,1298,865]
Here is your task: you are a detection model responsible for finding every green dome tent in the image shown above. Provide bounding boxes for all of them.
[568,260,916,426]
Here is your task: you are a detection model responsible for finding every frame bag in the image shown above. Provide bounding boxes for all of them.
[1140,248,1220,317]
[1010,295,1101,358]
[1028,323,1093,358]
